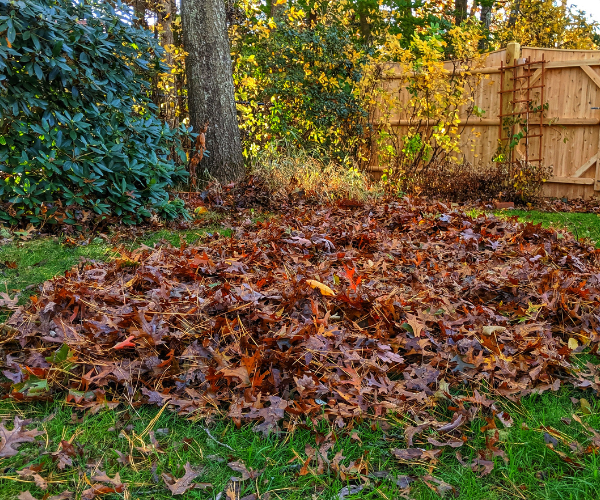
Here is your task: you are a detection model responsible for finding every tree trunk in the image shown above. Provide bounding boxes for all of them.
[307,0,318,27]
[132,0,148,28]
[478,1,493,49]
[269,0,286,23]
[508,0,520,28]
[158,0,177,128]
[181,0,244,184]
[454,0,468,25]
[358,9,371,41]
[480,2,492,29]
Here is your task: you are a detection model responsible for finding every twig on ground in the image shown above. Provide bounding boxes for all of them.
[203,427,234,451]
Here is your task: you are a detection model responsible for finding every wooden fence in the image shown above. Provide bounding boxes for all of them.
[371,43,600,199]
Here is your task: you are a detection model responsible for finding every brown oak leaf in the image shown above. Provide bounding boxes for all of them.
[17,466,48,490]
[162,462,210,495]
[0,417,43,458]
[82,471,125,500]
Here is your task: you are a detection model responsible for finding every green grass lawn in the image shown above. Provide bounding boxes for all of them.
[497,209,600,247]
[1,387,599,499]
[2,211,600,499]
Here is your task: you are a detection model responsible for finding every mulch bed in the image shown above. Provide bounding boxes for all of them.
[3,189,600,470]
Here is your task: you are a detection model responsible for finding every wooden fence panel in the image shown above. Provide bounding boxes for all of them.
[372,46,600,199]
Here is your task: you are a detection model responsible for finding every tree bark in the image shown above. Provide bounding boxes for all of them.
[508,0,521,28]
[358,8,371,41]
[268,0,286,23]
[480,2,492,29]
[478,1,493,49]
[132,0,148,28]
[181,0,244,183]
[454,0,468,25]
[157,0,177,128]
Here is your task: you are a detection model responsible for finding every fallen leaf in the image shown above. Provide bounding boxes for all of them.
[112,335,136,350]
[17,467,48,490]
[391,448,423,461]
[0,292,19,309]
[422,475,458,497]
[82,471,125,500]
[438,413,466,432]
[0,417,43,458]
[18,493,38,500]
[227,460,262,481]
[306,279,335,297]
[471,458,494,476]
[497,411,514,428]
[482,326,506,336]
[427,437,464,448]
[581,398,593,415]
[391,447,441,462]
[162,462,209,495]
[543,432,558,447]
[337,484,364,499]
[371,471,415,488]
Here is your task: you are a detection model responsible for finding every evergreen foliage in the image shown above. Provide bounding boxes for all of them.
[0,0,190,225]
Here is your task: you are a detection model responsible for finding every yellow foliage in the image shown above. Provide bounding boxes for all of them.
[359,22,484,192]
[495,0,598,50]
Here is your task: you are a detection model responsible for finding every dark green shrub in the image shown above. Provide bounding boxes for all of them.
[0,0,190,225]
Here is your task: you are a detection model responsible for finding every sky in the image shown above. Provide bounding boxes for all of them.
[572,1,600,23]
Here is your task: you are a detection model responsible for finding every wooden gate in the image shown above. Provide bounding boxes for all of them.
[372,43,600,199]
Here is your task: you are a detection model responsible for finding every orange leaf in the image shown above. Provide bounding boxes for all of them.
[112,335,136,350]
[157,350,174,368]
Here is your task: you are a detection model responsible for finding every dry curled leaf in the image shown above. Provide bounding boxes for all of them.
[337,484,364,499]
[82,471,125,500]
[18,493,38,500]
[497,411,514,428]
[0,292,19,309]
[17,466,48,490]
[422,475,458,497]
[482,325,506,336]
[391,447,441,462]
[227,460,262,481]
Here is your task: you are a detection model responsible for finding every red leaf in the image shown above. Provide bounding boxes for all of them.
[112,336,136,350]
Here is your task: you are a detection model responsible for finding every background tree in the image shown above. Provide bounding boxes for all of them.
[181,0,244,183]
[495,0,598,49]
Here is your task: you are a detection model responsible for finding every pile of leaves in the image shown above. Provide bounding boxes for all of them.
[3,196,600,474]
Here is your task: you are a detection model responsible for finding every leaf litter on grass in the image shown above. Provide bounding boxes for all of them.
[4,188,600,496]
